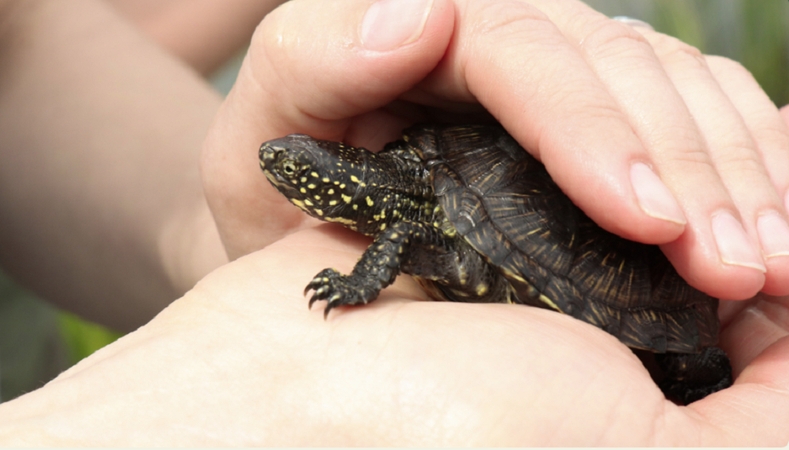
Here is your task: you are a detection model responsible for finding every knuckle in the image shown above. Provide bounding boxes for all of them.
[715,143,770,180]
[667,145,715,171]
[576,19,653,59]
[465,0,553,45]
[650,33,707,70]
[756,121,789,154]
[249,3,305,73]
[705,55,750,79]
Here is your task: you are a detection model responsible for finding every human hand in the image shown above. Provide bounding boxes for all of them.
[0,227,785,446]
[201,0,789,301]
[106,0,282,75]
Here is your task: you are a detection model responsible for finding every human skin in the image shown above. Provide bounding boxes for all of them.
[0,0,232,330]
[0,0,787,445]
[0,227,786,446]
[202,0,789,303]
[106,0,280,76]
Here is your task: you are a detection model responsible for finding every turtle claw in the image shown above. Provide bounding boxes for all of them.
[322,293,343,320]
[303,268,373,318]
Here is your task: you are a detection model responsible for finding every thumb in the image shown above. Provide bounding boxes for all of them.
[201,0,455,259]
[247,0,455,133]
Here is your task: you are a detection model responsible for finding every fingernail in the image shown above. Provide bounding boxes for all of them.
[757,212,789,258]
[361,0,433,51]
[630,162,686,225]
[712,211,766,271]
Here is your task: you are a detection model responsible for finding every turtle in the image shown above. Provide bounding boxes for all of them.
[259,123,733,404]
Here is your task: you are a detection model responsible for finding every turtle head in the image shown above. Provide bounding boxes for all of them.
[259,134,367,224]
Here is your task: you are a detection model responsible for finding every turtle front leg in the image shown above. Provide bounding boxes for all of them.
[306,221,446,318]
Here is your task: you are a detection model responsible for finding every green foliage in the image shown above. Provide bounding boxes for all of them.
[651,0,706,50]
[57,311,122,366]
[0,272,68,401]
[587,0,789,106]
[738,0,789,106]
[0,271,120,401]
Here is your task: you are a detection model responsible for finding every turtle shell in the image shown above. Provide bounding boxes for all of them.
[411,124,719,354]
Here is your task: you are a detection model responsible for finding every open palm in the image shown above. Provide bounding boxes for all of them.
[191,0,789,444]
[5,226,784,445]
[209,227,789,445]
[249,228,789,445]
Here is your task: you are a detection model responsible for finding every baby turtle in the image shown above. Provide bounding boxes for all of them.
[259,124,732,404]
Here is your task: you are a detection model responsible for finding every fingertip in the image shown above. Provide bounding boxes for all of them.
[360,0,435,52]
[661,234,765,301]
[630,162,686,226]
[541,151,686,246]
[248,0,455,127]
[760,256,789,296]
[756,212,789,296]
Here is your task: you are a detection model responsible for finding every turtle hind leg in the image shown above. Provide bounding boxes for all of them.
[655,346,733,404]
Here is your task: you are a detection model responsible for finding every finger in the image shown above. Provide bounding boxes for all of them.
[706,55,789,295]
[719,294,789,374]
[201,0,455,258]
[522,2,765,299]
[684,336,789,446]
[639,31,788,300]
[663,295,789,445]
[637,31,776,299]
[693,294,789,444]
[427,0,689,249]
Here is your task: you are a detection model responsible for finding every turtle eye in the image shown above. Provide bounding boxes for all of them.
[281,159,298,176]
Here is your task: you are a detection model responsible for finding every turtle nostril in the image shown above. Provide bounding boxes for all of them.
[263,147,283,164]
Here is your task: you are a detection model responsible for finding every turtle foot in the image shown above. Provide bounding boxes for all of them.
[304,268,377,319]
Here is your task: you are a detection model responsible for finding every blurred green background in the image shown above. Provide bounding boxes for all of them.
[1,0,788,402]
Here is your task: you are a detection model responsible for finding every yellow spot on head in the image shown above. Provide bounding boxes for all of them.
[366,196,374,207]
[350,175,360,184]
[329,200,338,206]
[310,172,319,178]
[327,188,334,195]
[304,199,314,207]
[341,194,352,203]
[307,183,316,189]
[475,283,488,296]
